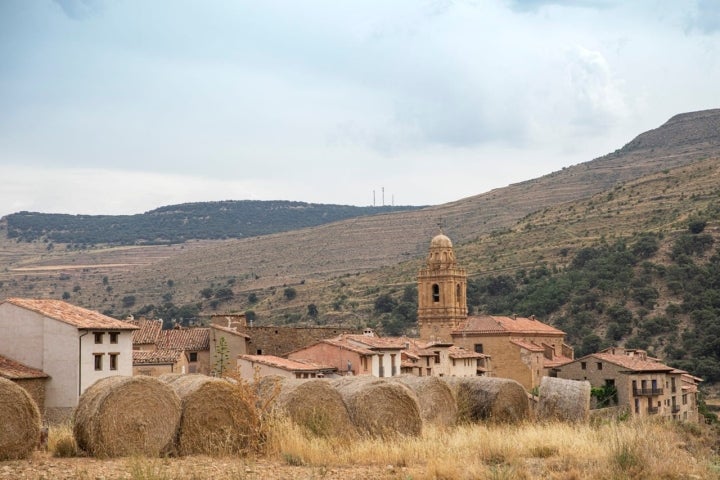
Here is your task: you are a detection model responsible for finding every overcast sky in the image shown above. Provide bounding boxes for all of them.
[1,0,718,216]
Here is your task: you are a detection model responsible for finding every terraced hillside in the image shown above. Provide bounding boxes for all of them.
[0,109,718,322]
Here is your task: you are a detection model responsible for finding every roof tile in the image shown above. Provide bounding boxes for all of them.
[0,354,48,380]
[3,298,139,330]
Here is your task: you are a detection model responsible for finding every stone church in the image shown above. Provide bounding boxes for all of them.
[417,232,573,390]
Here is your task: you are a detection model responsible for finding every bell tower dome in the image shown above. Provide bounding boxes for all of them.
[417,232,468,341]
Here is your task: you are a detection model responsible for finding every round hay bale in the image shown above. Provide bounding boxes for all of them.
[331,377,422,437]
[157,373,185,385]
[263,377,356,438]
[0,377,42,460]
[537,377,590,423]
[389,375,457,427]
[73,376,181,458]
[443,377,529,424]
[166,374,260,456]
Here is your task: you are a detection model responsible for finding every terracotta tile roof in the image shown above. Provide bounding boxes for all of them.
[588,352,675,373]
[545,355,574,368]
[453,314,565,336]
[210,324,250,339]
[510,339,545,352]
[132,349,182,365]
[319,338,376,356]
[156,327,210,351]
[240,355,334,372]
[448,346,487,360]
[0,354,48,380]
[344,334,406,350]
[2,298,139,330]
[126,318,162,344]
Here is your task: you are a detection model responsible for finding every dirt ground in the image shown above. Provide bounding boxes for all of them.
[0,453,412,480]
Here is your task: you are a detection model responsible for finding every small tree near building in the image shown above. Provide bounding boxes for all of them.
[213,336,230,377]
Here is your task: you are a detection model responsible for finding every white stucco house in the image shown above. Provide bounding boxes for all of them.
[0,298,138,421]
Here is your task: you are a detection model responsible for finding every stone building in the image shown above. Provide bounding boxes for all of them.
[237,354,335,379]
[287,330,488,378]
[556,347,701,421]
[207,313,358,357]
[417,233,468,342]
[417,233,572,390]
[127,318,210,375]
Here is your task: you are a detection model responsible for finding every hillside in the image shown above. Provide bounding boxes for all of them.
[0,109,719,333]
[2,201,421,245]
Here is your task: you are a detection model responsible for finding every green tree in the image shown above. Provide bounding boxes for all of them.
[213,336,230,377]
[307,303,318,318]
[283,287,297,300]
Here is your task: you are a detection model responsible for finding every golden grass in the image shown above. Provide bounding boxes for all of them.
[47,422,78,458]
[266,416,720,479]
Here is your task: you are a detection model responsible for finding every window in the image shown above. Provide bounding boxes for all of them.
[189,352,198,362]
[109,353,118,371]
[683,394,688,405]
[94,354,103,371]
[581,362,587,370]
[109,332,119,344]
[94,332,104,344]
[596,362,603,371]
[434,352,441,364]
[474,344,484,354]
[256,349,263,355]
[432,284,440,302]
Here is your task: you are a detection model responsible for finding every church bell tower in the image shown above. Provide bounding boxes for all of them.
[417,232,468,342]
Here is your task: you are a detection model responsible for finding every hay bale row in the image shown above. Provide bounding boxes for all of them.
[332,377,422,437]
[164,374,259,456]
[73,376,181,458]
[389,375,457,427]
[536,377,590,423]
[0,377,42,460]
[443,377,529,424]
[257,376,356,438]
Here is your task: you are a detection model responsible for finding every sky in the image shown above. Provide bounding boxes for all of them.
[1,0,719,217]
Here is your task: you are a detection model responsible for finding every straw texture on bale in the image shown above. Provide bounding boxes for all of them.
[389,375,457,427]
[0,377,42,460]
[157,373,184,385]
[163,374,259,456]
[259,376,356,438]
[537,377,590,423]
[332,377,422,437]
[443,377,529,424]
[73,376,181,458]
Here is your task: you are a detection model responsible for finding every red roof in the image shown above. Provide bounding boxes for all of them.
[2,298,139,330]
[0,354,48,380]
[453,315,565,336]
[448,346,486,360]
[510,339,545,352]
[239,355,334,372]
[156,327,210,351]
[132,349,182,365]
[126,318,162,344]
[587,352,674,373]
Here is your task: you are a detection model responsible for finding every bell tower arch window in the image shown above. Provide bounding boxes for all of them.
[432,284,440,302]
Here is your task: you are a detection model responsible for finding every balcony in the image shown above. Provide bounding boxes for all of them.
[647,406,659,414]
[634,388,664,396]
[671,405,681,413]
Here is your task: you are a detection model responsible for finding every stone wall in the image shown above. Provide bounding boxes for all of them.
[239,325,360,357]
[15,378,47,414]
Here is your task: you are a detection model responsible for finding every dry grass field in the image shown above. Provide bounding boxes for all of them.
[2,417,719,479]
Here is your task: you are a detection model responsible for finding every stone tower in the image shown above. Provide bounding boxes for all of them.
[417,233,468,342]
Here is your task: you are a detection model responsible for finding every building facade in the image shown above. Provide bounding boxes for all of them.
[0,298,137,421]
[557,347,700,422]
[417,233,468,342]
